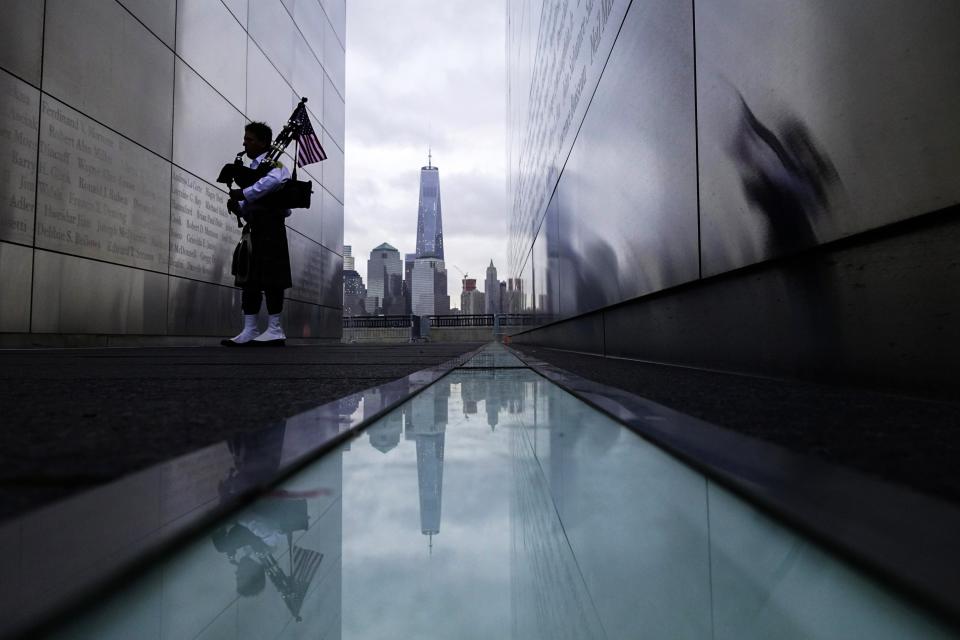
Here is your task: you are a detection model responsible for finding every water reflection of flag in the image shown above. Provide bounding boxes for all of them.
[293,546,323,586]
[287,546,324,620]
[292,102,327,167]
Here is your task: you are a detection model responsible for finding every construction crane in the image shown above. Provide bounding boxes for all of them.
[452,265,469,281]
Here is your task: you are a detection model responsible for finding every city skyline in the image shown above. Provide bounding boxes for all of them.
[348,149,504,314]
[344,1,507,300]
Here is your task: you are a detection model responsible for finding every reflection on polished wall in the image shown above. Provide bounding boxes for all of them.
[506,0,960,387]
[0,0,345,339]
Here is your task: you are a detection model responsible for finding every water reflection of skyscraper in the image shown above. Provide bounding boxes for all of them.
[457,371,529,432]
[408,381,450,549]
[461,376,484,420]
[367,411,402,453]
[362,375,530,549]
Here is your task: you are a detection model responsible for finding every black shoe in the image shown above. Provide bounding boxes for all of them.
[221,338,258,347]
[251,338,286,347]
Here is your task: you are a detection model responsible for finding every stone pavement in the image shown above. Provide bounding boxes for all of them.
[0,342,483,521]
[513,345,960,505]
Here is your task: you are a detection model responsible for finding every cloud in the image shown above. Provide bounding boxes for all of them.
[345,0,508,297]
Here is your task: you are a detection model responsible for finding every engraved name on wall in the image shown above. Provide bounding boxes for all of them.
[0,72,39,244]
[169,167,239,285]
[36,97,170,270]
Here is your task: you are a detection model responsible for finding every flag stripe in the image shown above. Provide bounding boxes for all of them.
[291,102,327,168]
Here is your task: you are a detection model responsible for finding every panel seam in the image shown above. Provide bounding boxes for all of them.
[28,0,48,334]
[692,0,702,280]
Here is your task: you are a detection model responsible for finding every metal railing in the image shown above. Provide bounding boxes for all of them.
[342,315,412,329]
[342,313,548,330]
[497,314,546,327]
[428,314,495,327]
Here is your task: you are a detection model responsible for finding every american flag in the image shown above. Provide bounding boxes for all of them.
[291,102,327,167]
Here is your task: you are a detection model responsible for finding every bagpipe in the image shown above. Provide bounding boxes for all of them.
[217,97,323,227]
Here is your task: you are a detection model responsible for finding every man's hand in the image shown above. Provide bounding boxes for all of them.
[229,189,245,202]
[226,199,240,215]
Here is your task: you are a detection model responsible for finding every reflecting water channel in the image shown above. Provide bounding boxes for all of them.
[48,348,953,639]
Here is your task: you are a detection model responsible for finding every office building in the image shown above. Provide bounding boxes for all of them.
[411,256,449,317]
[404,252,416,314]
[484,260,500,314]
[343,245,355,272]
[0,0,346,343]
[415,153,443,259]
[366,242,402,315]
[343,269,366,316]
[506,0,960,394]
[460,278,485,315]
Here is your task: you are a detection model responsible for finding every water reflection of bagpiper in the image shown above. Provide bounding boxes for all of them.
[213,426,326,622]
[211,504,324,622]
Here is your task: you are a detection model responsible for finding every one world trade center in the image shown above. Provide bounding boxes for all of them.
[415,152,444,259]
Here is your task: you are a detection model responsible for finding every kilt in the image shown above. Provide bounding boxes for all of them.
[232,211,292,290]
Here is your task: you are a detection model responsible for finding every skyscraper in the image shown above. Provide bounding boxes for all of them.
[461,278,485,315]
[485,260,500,314]
[403,253,416,314]
[415,152,444,259]
[366,243,402,314]
[343,269,366,316]
[411,257,447,316]
[343,245,355,272]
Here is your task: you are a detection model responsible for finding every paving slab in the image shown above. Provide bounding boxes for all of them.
[0,342,485,521]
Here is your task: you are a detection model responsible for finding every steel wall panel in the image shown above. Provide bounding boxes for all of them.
[283,299,339,339]
[43,0,175,158]
[292,27,326,109]
[176,0,247,111]
[245,42,297,137]
[294,0,327,64]
[322,17,345,96]
[320,246,342,309]
[173,59,245,186]
[320,186,343,255]
[249,0,296,83]
[322,75,345,150]
[0,0,44,86]
[167,275,239,336]
[0,241,32,332]
[35,96,172,271]
[696,0,960,276]
[321,134,343,203]
[321,0,346,50]
[221,0,247,26]
[519,250,533,313]
[532,223,552,316]
[0,71,39,245]
[506,0,631,276]
[555,0,698,317]
[287,230,325,305]
[119,0,177,47]
[31,250,168,334]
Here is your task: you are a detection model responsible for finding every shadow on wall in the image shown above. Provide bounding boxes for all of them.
[729,90,841,256]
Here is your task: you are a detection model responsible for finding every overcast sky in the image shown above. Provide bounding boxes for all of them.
[344,0,507,303]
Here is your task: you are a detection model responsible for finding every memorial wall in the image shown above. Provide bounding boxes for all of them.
[0,0,345,342]
[507,0,960,390]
